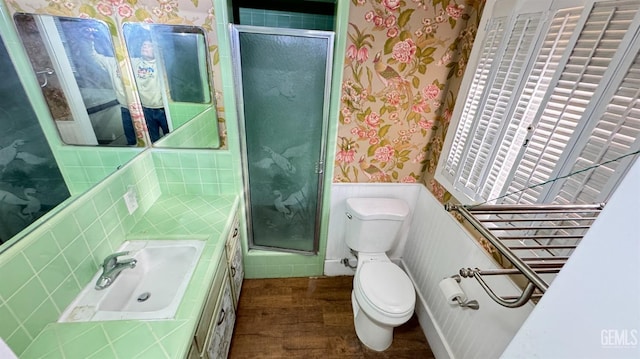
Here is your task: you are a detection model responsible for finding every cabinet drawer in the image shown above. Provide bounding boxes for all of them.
[224,213,240,258]
[193,254,227,355]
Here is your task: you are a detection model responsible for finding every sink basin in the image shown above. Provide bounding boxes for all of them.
[59,239,205,322]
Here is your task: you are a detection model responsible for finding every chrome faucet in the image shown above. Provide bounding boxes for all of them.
[95,251,137,290]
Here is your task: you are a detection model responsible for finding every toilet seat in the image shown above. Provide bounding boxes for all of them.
[355,261,415,318]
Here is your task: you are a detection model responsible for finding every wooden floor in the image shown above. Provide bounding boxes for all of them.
[228,276,434,359]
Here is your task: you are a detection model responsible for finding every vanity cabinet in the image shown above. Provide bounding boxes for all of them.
[225,213,244,308]
[189,211,244,359]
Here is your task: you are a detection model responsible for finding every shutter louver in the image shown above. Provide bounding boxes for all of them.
[554,50,640,205]
[456,13,544,199]
[503,0,640,204]
[444,17,506,180]
[483,8,583,202]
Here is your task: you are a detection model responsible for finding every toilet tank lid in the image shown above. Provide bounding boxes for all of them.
[346,198,410,220]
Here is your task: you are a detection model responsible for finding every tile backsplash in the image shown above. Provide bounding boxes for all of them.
[0,148,235,355]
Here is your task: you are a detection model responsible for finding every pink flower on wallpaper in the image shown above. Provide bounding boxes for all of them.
[357,47,369,63]
[153,7,164,16]
[375,145,395,162]
[419,119,435,130]
[387,27,399,38]
[412,99,430,113]
[369,137,380,145]
[443,108,453,124]
[437,51,452,66]
[402,176,417,183]
[373,16,384,27]
[336,149,356,164]
[357,0,366,4]
[64,2,74,9]
[350,127,359,136]
[382,0,401,11]
[386,91,401,106]
[365,11,375,22]
[97,2,113,16]
[367,129,377,138]
[422,84,441,100]
[392,39,417,64]
[79,13,90,18]
[385,15,396,28]
[342,107,352,117]
[430,179,446,201]
[118,4,133,17]
[365,112,381,128]
[109,0,123,5]
[446,4,465,19]
[347,44,357,60]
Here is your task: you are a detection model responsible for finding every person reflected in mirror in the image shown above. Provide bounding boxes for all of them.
[131,39,169,142]
[87,26,137,146]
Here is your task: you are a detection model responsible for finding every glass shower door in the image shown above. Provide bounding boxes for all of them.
[231,26,334,253]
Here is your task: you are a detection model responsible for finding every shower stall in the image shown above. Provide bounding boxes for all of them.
[231,25,334,254]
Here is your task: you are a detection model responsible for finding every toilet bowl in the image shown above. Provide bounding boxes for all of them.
[351,255,416,351]
[344,198,416,351]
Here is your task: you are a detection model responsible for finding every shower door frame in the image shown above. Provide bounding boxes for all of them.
[230,24,335,255]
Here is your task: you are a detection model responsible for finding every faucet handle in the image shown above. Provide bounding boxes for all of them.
[103,251,130,267]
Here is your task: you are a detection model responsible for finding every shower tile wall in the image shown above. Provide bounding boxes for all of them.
[238,8,334,31]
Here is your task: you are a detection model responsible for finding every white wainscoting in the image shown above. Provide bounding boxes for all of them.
[402,187,534,359]
[324,183,422,276]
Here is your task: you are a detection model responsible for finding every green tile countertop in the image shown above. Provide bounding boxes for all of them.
[20,194,240,359]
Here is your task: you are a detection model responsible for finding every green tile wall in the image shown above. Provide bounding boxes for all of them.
[151,149,236,196]
[166,102,210,129]
[154,107,221,149]
[238,7,334,31]
[0,152,159,355]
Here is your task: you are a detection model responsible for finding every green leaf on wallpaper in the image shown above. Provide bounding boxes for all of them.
[418,63,426,74]
[398,9,415,28]
[443,191,452,203]
[135,8,152,21]
[368,146,377,157]
[191,0,199,7]
[384,37,399,55]
[399,30,412,41]
[379,124,391,137]
[79,4,97,17]
[423,47,436,57]
[367,95,376,102]
[392,171,399,180]
[400,150,411,157]
[449,17,456,29]
[412,77,420,88]
[397,162,404,169]
[399,62,407,72]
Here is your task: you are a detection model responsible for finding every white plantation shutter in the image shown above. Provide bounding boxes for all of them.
[503,0,640,204]
[552,48,640,205]
[456,12,544,200]
[444,17,507,180]
[436,0,640,206]
[483,7,584,202]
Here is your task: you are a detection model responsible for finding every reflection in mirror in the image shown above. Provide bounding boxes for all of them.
[14,14,135,146]
[0,33,70,248]
[123,23,219,147]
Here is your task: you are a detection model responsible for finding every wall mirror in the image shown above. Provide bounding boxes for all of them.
[0,32,71,249]
[122,23,220,148]
[14,13,138,147]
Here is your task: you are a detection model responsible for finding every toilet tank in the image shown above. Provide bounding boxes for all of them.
[345,198,410,253]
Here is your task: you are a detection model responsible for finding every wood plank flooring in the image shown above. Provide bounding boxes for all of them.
[228,276,434,359]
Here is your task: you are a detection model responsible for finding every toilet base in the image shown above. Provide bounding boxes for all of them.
[351,291,393,351]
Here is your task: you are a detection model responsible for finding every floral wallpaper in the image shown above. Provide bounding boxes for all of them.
[334,0,484,186]
[5,0,226,147]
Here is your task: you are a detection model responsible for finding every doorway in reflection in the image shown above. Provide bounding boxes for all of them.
[0,35,70,244]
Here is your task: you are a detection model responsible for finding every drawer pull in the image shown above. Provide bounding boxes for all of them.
[217,308,226,326]
[231,266,236,277]
[232,228,238,238]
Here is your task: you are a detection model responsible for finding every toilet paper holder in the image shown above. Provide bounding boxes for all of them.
[449,275,480,310]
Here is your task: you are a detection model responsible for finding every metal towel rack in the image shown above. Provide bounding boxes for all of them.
[445,203,605,308]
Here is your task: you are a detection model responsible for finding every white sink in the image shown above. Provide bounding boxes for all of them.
[59,239,205,322]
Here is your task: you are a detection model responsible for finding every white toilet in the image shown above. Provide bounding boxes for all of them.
[344,197,416,351]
